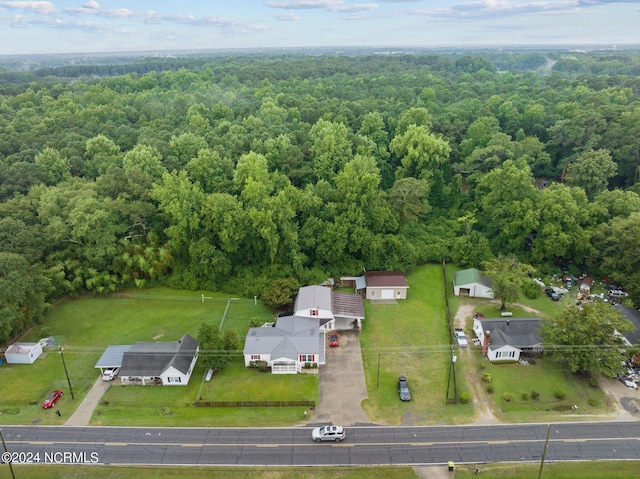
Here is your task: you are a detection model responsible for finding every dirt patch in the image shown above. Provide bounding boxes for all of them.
[453,304,500,425]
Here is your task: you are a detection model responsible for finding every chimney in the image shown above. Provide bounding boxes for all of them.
[482,330,490,357]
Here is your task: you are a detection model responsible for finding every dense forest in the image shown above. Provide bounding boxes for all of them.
[2,51,640,343]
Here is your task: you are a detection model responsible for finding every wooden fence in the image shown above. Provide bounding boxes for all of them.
[194,400,315,408]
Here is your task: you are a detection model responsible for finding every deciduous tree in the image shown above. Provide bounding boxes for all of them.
[542,301,632,377]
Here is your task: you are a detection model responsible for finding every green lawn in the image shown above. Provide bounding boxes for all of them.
[469,351,609,422]
[0,289,274,426]
[360,264,474,425]
[93,358,318,427]
[3,465,420,479]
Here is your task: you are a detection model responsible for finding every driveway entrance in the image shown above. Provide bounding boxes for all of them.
[311,330,371,425]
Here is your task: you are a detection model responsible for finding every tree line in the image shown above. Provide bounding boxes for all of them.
[1,51,640,343]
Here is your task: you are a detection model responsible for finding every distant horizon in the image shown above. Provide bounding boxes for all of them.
[2,42,640,60]
[0,1,638,56]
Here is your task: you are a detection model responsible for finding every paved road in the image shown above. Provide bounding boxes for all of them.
[2,422,639,466]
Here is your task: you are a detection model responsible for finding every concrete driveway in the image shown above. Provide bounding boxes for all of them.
[64,377,110,426]
[310,329,372,426]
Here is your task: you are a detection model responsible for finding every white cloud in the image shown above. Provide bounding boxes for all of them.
[265,0,378,12]
[271,12,302,20]
[0,1,56,15]
[82,0,100,9]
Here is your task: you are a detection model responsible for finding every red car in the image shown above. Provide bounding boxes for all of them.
[42,390,63,409]
[328,333,339,347]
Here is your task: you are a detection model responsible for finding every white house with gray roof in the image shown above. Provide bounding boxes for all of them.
[293,285,365,330]
[243,315,325,374]
[473,317,542,363]
[118,333,198,385]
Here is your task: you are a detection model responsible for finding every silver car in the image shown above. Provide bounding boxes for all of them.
[312,425,345,442]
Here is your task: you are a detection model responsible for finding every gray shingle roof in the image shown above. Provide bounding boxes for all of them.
[243,316,321,361]
[294,285,333,313]
[478,317,542,348]
[119,334,198,377]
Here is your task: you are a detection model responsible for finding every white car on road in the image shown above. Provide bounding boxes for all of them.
[312,425,345,442]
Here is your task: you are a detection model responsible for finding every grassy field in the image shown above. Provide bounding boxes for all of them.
[467,350,609,422]
[93,357,318,427]
[0,289,275,426]
[0,465,421,479]
[6,461,640,478]
[360,264,475,425]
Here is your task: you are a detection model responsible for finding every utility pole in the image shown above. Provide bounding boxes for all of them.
[0,428,17,479]
[537,424,551,479]
[59,347,75,400]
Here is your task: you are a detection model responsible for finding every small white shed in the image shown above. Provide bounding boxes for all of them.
[4,342,43,364]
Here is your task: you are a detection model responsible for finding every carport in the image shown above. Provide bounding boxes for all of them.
[94,345,131,375]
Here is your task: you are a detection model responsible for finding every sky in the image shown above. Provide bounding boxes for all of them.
[0,0,638,55]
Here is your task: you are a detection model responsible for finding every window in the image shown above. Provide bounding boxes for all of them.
[251,354,261,360]
[300,354,314,362]
[167,377,182,383]
[370,290,376,298]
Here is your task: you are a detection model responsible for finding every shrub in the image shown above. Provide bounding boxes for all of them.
[486,385,494,394]
[477,362,486,370]
[588,398,599,407]
[459,392,471,404]
[502,392,514,402]
[531,390,540,400]
[249,317,264,328]
[521,393,529,401]
[522,281,542,299]
[589,377,599,388]
[256,360,268,372]
[554,390,566,400]
[481,372,492,383]
[40,326,52,337]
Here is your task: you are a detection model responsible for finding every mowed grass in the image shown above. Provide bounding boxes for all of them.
[452,461,640,478]
[93,358,318,427]
[0,289,275,426]
[470,351,609,422]
[360,264,474,425]
[5,465,420,479]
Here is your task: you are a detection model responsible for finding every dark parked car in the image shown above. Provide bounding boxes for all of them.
[397,375,411,401]
[545,288,560,301]
[42,389,63,409]
[328,333,339,347]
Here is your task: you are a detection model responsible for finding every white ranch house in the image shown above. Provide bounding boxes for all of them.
[473,317,542,363]
[243,315,325,374]
[118,334,199,385]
